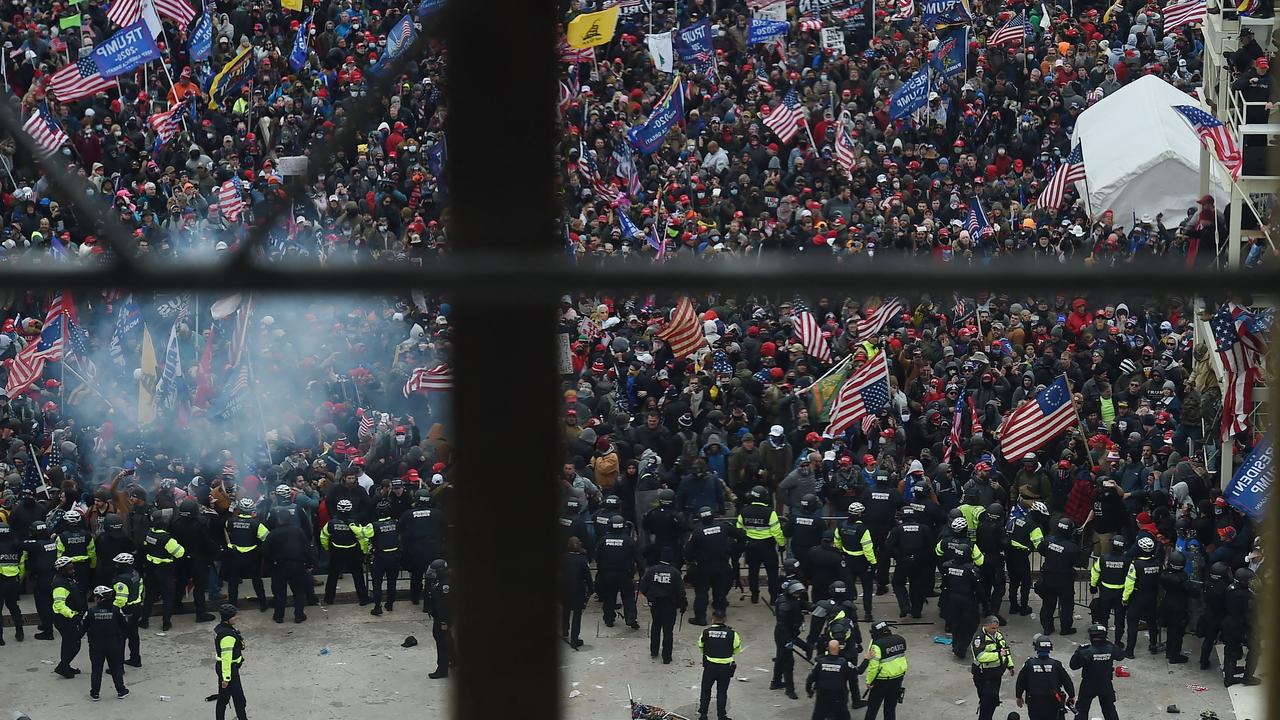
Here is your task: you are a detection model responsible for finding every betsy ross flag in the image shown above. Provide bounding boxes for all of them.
[966,196,993,239]
[49,55,114,102]
[763,88,805,143]
[403,364,453,396]
[997,375,1076,459]
[154,0,195,25]
[1163,0,1206,30]
[659,297,706,359]
[1213,302,1272,439]
[826,349,890,436]
[1172,105,1241,180]
[107,0,141,26]
[856,297,903,338]
[1035,143,1086,209]
[22,103,68,158]
[988,11,1030,46]
[149,98,190,146]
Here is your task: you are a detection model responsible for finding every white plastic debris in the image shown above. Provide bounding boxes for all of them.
[954,699,966,705]
[589,656,607,665]
[158,696,171,701]
[568,690,582,699]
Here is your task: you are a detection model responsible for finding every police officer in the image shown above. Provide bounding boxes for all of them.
[223,498,270,611]
[863,620,908,720]
[685,506,740,625]
[93,514,132,587]
[400,488,445,606]
[834,502,877,619]
[808,530,850,605]
[697,609,741,720]
[0,522,23,643]
[1089,536,1130,646]
[1198,562,1231,670]
[643,489,683,567]
[971,616,1015,720]
[596,514,641,629]
[738,486,785,605]
[806,638,859,719]
[321,498,371,605]
[1015,635,1075,720]
[560,498,592,552]
[172,499,217,622]
[110,552,144,667]
[885,505,933,619]
[1006,502,1046,616]
[81,585,129,700]
[975,504,1007,624]
[561,536,592,648]
[1221,567,1259,686]
[818,590,867,710]
[140,509,186,631]
[1038,517,1085,636]
[425,559,453,679]
[593,495,624,552]
[862,481,904,595]
[268,485,318,606]
[771,580,808,698]
[1070,624,1124,720]
[56,509,96,597]
[783,493,826,579]
[943,558,982,659]
[369,500,401,615]
[22,520,58,640]
[1122,536,1162,658]
[1158,550,1197,664]
[641,549,687,663]
[263,507,311,624]
[51,556,85,677]
[214,603,249,720]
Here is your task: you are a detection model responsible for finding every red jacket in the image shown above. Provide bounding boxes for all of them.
[1064,476,1097,526]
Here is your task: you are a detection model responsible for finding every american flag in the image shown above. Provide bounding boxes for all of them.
[988,12,1030,46]
[798,18,823,31]
[1035,143,1086,210]
[792,306,832,363]
[658,297,706,359]
[209,362,249,419]
[559,40,595,63]
[107,0,141,26]
[149,98,189,146]
[4,294,71,397]
[889,0,914,20]
[1213,303,1271,439]
[403,364,453,396]
[965,196,993,239]
[942,388,982,463]
[358,409,375,439]
[578,142,623,204]
[22,102,68,158]
[154,0,195,25]
[216,179,242,221]
[613,145,643,200]
[763,88,805,144]
[49,55,115,102]
[856,297,903,338]
[1163,0,1206,30]
[997,375,1076,459]
[1172,105,1241,181]
[834,115,857,174]
[754,64,773,92]
[952,293,974,325]
[826,349,890,436]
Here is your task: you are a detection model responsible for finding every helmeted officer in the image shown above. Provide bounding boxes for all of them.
[1070,624,1124,720]
[93,514,132,586]
[817,589,867,710]
[172,499,217,622]
[807,530,850,606]
[943,557,982,659]
[263,507,311,624]
[975,504,1008,625]
[806,638,859,719]
[1221,567,1259,686]
[51,555,85,677]
[862,482,904,595]
[593,495,624,553]
[0,522,24,643]
[1198,562,1231,670]
[22,519,58,640]
[1038,516,1085,636]
[1015,634,1074,720]
[697,609,741,720]
[834,502,877,619]
[560,497,592,552]
[640,549,687,664]
[369,500,401,615]
[110,552,144,667]
[863,620,907,720]
[885,505,933,619]
[643,488,683,567]
[1122,536,1162,658]
[971,615,1015,720]
[1006,501,1046,616]
[595,514,641,629]
[321,498,371,605]
[224,497,269,611]
[737,485,785,605]
[783,493,826,578]
[1089,536,1130,646]
[81,585,129,700]
[56,509,96,597]
[140,509,186,631]
[771,580,808,699]
[214,603,248,720]
[1158,550,1197,664]
[685,506,741,625]
[425,558,453,679]
[400,488,445,606]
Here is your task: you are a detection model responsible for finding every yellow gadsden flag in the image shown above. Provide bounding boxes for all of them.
[567,6,620,49]
[138,325,158,425]
[282,0,303,10]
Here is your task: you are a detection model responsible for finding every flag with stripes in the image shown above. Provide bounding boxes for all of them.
[208,362,249,419]
[1213,303,1272,439]
[798,18,823,31]
[834,115,857,174]
[826,350,890,436]
[49,55,115,102]
[4,294,71,397]
[754,64,773,91]
[153,317,183,410]
[659,297,706,359]
[1163,0,1206,30]
[793,310,832,363]
[952,292,975,325]
[22,103,68,158]
[856,297,903,338]
[942,388,982,463]
[613,145,643,199]
[1172,105,1241,180]
[889,0,914,19]
[997,375,1075,459]
[559,39,595,63]
[154,0,195,25]
[107,0,141,26]
[149,98,189,147]
[403,364,453,396]
[763,87,805,144]
[215,179,242,221]
[965,196,993,239]
[358,409,375,439]
[988,11,1029,46]
[1035,143,1086,209]
[110,295,142,366]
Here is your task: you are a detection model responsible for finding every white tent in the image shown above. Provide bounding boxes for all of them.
[1071,74,1230,225]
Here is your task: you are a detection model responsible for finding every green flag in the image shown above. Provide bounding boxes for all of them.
[809,357,852,423]
[60,13,82,28]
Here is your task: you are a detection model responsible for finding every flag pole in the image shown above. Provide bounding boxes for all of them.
[61,361,117,410]
[794,353,853,396]
[1060,372,1093,461]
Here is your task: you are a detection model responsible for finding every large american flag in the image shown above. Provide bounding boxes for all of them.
[965,196,993,240]
[889,0,914,20]
[107,0,141,26]
[658,297,706,359]
[155,0,196,25]
[4,294,71,397]
[856,297,903,338]
[1172,105,1241,180]
[988,12,1030,46]
[215,179,242,221]
[942,387,982,464]
[1035,143,1086,210]
[763,88,805,144]
[834,115,857,175]
[1213,302,1271,439]
[1164,0,1207,31]
[577,142,623,204]
[49,56,115,102]
[22,103,68,158]
[558,39,595,63]
[793,309,832,363]
[997,375,1076,459]
[403,364,453,396]
[149,98,189,146]
[826,349,889,436]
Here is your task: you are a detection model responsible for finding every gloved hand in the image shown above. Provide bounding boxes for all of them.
[1089,584,1098,595]
[807,689,815,698]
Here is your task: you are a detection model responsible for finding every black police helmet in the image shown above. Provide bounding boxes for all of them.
[427,559,448,577]
[697,506,714,520]
[609,514,626,531]
[1110,536,1127,553]
[178,498,198,517]
[376,500,391,514]
[870,620,892,638]
[1209,562,1230,580]
[150,509,166,526]
[104,514,124,531]
[986,502,1004,518]
[1088,623,1108,639]
[782,557,801,574]
[602,495,620,509]
[1235,567,1256,583]
[1167,550,1186,568]
[416,488,433,504]
[1033,634,1053,652]
[1056,517,1076,535]
[749,485,768,502]
[800,493,819,511]
[657,489,675,505]
[220,603,239,621]
[829,580,849,598]
[564,497,582,513]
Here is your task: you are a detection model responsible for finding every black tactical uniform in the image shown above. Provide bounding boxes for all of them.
[1069,627,1124,720]
[807,531,851,604]
[1005,505,1045,615]
[885,507,933,618]
[1197,563,1231,669]
[1037,519,1085,636]
[1015,636,1074,720]
[1122,541,1162,657]
[684,508,741,625]
[425,560,453,679]
[139,514,186,630]
[943,560,981,659]
[369,503,401,614]
[640,556,687,663]
[783,494,826,578]
[1088,538,1130,646]
[595,516,641,628]
[1221,567,1259,687]
[223,505,270,611]
[862,486,904,593]
[22,521,58,638]
[770,582,808,698]
[93,515,133,586]
[806,649,858,720]
[1158,552,1197,663]
[738,487,785,605]
[399,491,445,605]
[0,523,24,641]
[263,511,311,623]
[80,594,129,699]
[642,491,683,567]
[975,505,1007,622]
[172,500,218,621]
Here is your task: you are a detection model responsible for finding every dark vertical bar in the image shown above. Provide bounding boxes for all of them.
[445,0,559,717]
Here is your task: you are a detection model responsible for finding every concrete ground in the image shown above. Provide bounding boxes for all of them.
[0,577,1242,720]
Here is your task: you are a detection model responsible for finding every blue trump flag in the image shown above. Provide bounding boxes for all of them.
[922,0,972,28]
[92,21,161,79]
[617,209,644,240]
[189,6,212,62]
[930,25,967,79]
[371,14,416,77]
[417,0,445,17]
[289,13,312,72]
[627,76,684,154]
[889,67,930,120]
[677,20,713,73]
[747,18,789,44]
[1225,436,1273,522]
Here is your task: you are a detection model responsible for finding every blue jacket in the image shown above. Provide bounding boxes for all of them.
[676,472,725,515]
